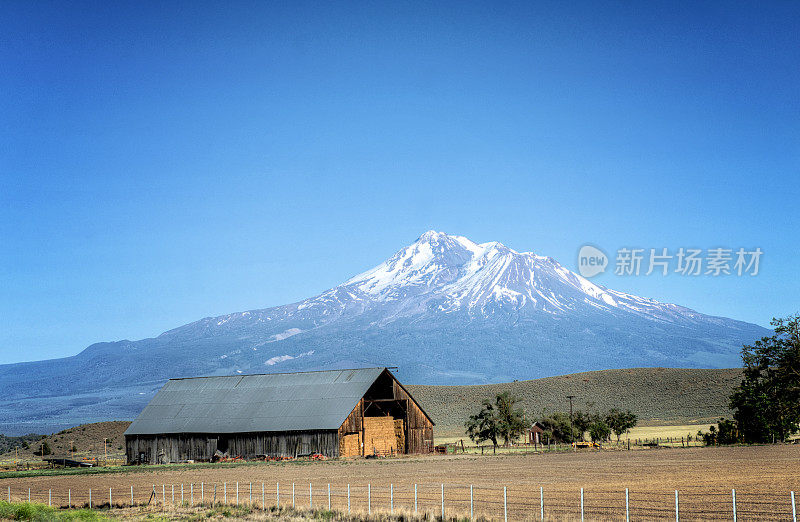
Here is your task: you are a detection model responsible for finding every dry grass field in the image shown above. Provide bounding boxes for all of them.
[2,445,798,520]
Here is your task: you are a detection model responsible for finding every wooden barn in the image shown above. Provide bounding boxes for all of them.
[124,367,434,464]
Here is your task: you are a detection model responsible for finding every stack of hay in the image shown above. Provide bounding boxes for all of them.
[339,433,361,457]
[363,416,397,456]
[394,419,405,452]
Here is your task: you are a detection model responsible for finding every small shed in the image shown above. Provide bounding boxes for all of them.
[526,421,546,445]
[124,367,434,464]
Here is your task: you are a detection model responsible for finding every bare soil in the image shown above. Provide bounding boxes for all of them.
[2,444,798,520]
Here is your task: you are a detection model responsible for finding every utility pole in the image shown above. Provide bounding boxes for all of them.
[104,438,108,465]
[566,395,576,450]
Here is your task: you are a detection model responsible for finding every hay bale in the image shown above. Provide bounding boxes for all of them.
[394,419,405,451]
[340,433,361,457]
[364,417,397,456]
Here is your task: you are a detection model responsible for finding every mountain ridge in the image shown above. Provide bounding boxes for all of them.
[0,230,766,434]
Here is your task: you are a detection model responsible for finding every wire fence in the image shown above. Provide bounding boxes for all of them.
[436,436,712,456]
[4,481,798,520]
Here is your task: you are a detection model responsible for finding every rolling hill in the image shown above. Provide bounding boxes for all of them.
[408,367,742,437]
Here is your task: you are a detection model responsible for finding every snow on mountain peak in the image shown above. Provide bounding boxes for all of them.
[331,231,684,322]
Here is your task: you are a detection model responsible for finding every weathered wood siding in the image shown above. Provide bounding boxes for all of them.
[126,430,339,464]
[337,399,364,457]
[393,379,434,454]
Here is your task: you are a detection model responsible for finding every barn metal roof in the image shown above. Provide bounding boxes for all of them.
[124,367,387,436]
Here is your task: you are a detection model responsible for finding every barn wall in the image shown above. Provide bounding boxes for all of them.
[337,399,364,457]
[125,430,339,464]
[393,379,434,454]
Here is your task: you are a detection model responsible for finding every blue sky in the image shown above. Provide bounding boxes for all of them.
[2,1,799,364]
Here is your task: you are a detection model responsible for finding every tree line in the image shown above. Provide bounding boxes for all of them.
[700,314,800,445]
[464,391,637,449]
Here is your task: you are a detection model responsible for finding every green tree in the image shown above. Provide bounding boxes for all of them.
[494,392,527,445]
[606,409,638,443]
[38,441,51,456]
[572,411,592,442]
[730,315,800,442]
[698,419,739,446]
[465,392,527,449]
[588,420,611,443]
[538,412,577,443]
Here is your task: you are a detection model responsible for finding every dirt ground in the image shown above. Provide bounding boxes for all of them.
[2,445,799,520]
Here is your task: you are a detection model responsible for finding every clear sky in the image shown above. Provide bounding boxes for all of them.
[2,1,799,364]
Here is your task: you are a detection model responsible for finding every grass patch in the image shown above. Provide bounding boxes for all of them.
[0,500,106,520]
[0,458,322,480]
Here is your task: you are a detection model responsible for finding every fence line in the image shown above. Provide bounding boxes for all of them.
[2,482,798,520]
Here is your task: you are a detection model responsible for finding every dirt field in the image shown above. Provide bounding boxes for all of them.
[2,445,799,520]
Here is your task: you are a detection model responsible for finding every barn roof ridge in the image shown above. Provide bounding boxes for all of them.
[167,366,394,381]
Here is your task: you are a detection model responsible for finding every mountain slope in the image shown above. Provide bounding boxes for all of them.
[0,231,766,434]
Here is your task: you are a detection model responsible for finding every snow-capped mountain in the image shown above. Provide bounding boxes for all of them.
[0,231,767,434]
[183,230,715,334]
